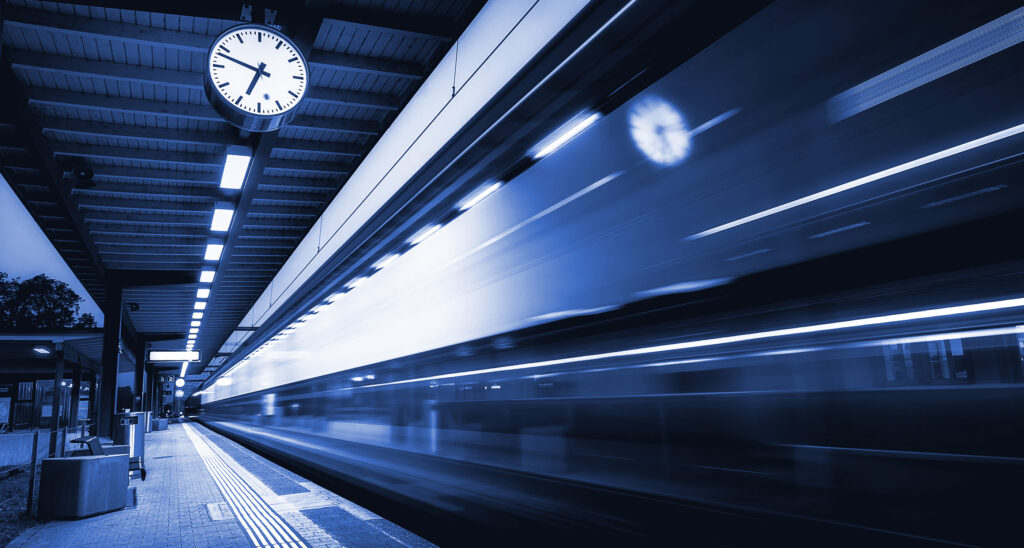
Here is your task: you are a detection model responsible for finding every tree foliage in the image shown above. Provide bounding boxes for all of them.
[0,272,98,329]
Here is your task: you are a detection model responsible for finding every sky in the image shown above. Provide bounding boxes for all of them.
[0,174,104,324]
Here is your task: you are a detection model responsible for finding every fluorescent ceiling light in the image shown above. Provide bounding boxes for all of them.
[188,334,197,340]
[194,301,207,310]
[373,253,399,270]
[458,182,502,211]
[149,350,199,361]
[688,121,1024,240]
[205,243,224,261]
[220,153,251,190]
[190,320,201,327]
[192,312,204,319]
[199,270,215,283]
[408,224,441,246]
[189,328,199,334]
[32,346,51,355]
[197,288,210,299]
[211,208,234,232]
[351,296,1024,390]
[532,112,601,159]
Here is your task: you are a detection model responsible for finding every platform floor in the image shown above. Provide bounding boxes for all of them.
[10,421,435,548]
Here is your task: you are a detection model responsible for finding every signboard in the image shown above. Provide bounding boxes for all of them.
[148,350,201,362]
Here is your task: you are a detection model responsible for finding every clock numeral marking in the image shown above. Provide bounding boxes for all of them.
[237,35,244,44]
[218,82,230,88]
[257,32,262,43]
[276,40,283,49]
[219,46,230,53]
[275,100,283,110]
[212,64,225,68]
[288,90,298,98]
[257,103,261,113]
[234,96,243,105]
[288,57,297,63]
[292,75,303,79]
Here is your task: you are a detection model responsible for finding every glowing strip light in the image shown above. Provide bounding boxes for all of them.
[194,301,207,310]
[197,288,210,299]
[219,153,251,190]
[458,181,502,211]
[180,362,188,377]
[688,122,1024,240]
[532,112,601,159]
[354,296,1024,390]
[205,243,224,261]
[373,253,399,270]
[199,270,216,283]
[211,208,234,232]
[408,224,441,246]
[829,7,1024,122]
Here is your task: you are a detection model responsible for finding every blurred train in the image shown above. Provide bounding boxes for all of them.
[201,1,1024,545]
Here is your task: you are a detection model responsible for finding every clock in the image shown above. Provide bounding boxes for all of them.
[628,97,691,166]
[204,24,308,132]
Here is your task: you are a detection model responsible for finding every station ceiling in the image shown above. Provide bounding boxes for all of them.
[0,0,483,383]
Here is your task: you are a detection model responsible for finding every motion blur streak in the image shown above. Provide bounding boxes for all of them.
[688,120,1024,240]
[351,297,1024,390]
[829,6,1024,121]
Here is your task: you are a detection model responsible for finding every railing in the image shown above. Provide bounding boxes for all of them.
[0,429,71,515]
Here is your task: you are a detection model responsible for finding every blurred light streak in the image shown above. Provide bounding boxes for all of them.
[532,112,601,159]
[458,182,503,211]
[635,277,733,298]
[725,248,771,262]
[829,7,1024,122]
[408,224,442,246]
[528,305,619,323]
[807,221,870,239]
[351,297,1024,390]
[687,122,1024,240]
[921,184,1007,208]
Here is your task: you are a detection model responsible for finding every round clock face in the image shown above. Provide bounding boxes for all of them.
[205,25,308,131]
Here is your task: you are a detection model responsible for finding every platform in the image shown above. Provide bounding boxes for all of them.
[10,422,435,548]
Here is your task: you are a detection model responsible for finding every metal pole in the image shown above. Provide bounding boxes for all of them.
[69,360,82,438]
[99,285,123,438]
[26,430,38,516]
[49,342,65,458]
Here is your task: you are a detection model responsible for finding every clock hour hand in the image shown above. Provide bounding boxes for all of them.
[218,53,271,77]
[245,62,267,95]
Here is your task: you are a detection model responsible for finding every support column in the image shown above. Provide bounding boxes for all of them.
[147,363,157,413]
[98,284,123,438]
[49,342,64,458]
[69,360,82,436]
[133,343,145,411]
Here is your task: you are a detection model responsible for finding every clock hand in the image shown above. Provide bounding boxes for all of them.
[218,53,271,77]
[245,62,267,95]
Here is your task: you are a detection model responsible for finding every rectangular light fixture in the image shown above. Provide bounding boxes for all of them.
[189,328,199,334]
[408,224,441,246]
[458,182,502,211]
[192,312,204,319]
[188,334,197,340]
[194,301,207,310]
[149,350,199,361]
[33,346,51,355]
[532,112,601,159]
[199,270,215,283]
[180,362,188,378]
[220,151,252,190]
[211,207,234,232]
[190,320,201,327]
[205,243,224,261]
[197,288,210,299]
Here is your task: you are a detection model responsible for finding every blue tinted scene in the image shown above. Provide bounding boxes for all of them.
[2,1,1024,546]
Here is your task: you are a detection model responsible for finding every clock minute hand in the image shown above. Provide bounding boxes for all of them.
[219,53,271,77]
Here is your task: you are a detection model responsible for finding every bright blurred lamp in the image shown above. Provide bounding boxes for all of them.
[32,346,51,355]
[532,112,601,159]
[199,270,215,283]
[458,182,502,211]
[174,389,184,398]
[175,377,185,387]
[190,320,201,327]
[194,301,207,310]
[149,350,198,361]
[189,328,199,334]
[197,288,210,299]
[192,312,204,319]
[220,152,251,190]
[408,224,441,246]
